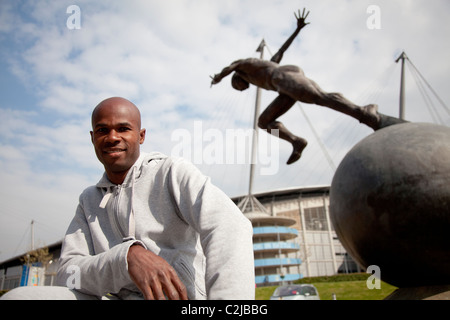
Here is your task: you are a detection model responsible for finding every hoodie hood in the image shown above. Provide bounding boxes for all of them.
[96,151,167,189]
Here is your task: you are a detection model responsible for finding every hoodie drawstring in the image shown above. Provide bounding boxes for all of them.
[127,167,136,239]
[99,189,113,209]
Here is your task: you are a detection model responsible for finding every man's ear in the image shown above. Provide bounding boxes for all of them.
[139,128,146,144]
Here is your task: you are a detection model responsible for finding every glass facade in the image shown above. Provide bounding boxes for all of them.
[234,186,361,284]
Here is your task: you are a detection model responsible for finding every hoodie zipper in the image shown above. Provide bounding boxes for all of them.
[112,185,126,238]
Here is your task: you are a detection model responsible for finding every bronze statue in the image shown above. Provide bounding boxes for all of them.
[211,9,405,164]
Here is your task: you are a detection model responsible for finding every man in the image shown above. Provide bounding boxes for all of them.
[2,97,254,300]
[211,9,405,164]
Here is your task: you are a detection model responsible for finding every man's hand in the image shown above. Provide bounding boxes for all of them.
[295,8,310,29]
[127,244,188,300]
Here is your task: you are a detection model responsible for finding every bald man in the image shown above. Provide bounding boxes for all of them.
[2,97,254,300]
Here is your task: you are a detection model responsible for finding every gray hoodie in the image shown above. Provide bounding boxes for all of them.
[56,152,255,299]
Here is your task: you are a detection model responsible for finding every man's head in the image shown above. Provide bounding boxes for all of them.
[231,73,250,91]
[90,97,146,184]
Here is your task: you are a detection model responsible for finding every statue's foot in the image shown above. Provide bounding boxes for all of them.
[361,104,408,130]
[287,138,308,165]
[361,104,381,130]
[378,113,409,129]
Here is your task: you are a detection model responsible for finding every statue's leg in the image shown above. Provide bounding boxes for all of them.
[258,94,307,164]
[318,93,407,130]
[317,92,382,130]
[277,74,404,130]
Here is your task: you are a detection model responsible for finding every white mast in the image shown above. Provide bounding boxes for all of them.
[396,51,407,120]
[238,39,269,215]
[248,39,265,197]
[31,220,35,251]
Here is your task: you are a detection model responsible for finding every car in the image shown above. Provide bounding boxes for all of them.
[269,284,320,300]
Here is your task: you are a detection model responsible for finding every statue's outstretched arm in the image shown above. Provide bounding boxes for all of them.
[271,8,310,64]
[210,60,242,86]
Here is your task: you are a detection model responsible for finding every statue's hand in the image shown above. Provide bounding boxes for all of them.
[295,8,310,29]
[210,74,221,87]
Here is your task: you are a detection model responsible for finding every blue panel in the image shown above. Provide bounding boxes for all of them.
[253,242,300,251]
[254,258,302,268]
[253,226,299,236]
[255,273,303,284]
[20,265,29,287]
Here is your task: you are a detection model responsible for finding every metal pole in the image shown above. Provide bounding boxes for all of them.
[31,220,35,251]
[323,196,337,273]
[298,196,311,277]
[248,39,265,196]
[396,51,407,120]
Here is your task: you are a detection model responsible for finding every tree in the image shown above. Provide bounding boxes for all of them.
[21,246,53,268]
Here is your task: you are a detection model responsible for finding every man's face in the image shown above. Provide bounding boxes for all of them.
[90,101,145,181]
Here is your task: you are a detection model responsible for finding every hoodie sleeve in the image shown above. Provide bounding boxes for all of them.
[168,158,255,300]
[56,195,144,297]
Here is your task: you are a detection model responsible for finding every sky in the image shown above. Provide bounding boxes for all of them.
[1,0,449,262]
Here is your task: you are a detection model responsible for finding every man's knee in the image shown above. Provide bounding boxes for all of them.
[1,286,40,300]
[0,286,98,300]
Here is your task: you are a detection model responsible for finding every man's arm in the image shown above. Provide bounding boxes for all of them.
[56,202,138,297]
[168,158,255,299]
[271,8,310,64]
[57,196,187,300]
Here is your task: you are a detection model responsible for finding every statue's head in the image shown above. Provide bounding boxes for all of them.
[231,73,249,91]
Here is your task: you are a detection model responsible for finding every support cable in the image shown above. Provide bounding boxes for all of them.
[406,57,450,118]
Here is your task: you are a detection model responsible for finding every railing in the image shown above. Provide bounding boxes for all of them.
[253,226,298,236]
[254,258,302,268]
[253,242,300,252]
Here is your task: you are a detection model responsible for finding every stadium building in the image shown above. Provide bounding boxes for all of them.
[233,185,361,287]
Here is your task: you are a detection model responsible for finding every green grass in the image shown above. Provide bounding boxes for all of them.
[256,280,397,300]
